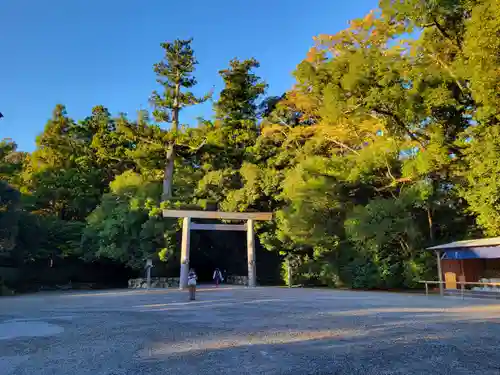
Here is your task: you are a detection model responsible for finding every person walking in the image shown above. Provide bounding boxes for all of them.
[213,268,223,288]
[187,268,197,301]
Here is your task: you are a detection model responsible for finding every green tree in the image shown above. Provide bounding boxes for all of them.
[150,39,210,201]
[25,105,108,220]
[0,140,25,185]
[460,124,500,236]
[215,58,267,122]
[462,0,500,123]
[195,58,267,208]
[0,181,21,256]
[2,1,499,291]
[82,171,177,269]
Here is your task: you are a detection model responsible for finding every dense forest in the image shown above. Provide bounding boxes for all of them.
[1,0,499,292]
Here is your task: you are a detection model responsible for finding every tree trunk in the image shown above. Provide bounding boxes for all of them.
[427,205,434,243]
[161,83,180,202]
[162,144,175,201]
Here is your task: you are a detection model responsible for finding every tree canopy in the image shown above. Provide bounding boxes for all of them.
[2,0,499,289]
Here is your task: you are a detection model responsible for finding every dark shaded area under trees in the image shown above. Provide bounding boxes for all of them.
[1,0,499,293]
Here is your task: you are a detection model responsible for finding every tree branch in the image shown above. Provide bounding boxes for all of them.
[384,157,396,181]
[324,136,360,155]
[375,177,413,192]
[263,123,301,149]
[372,108,428,148]
[423,17,462,50]
[427,49,466,94]
[176,138,208,155]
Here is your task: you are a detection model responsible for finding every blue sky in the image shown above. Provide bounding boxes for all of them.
[0,0,377,151]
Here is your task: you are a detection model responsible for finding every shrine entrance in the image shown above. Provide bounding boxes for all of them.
[162,210,273,289]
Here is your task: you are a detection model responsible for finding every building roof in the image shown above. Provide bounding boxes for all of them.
[427,237,500,250]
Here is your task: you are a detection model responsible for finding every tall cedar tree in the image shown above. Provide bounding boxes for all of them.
[215,58,267,122]
[150,39,209,201]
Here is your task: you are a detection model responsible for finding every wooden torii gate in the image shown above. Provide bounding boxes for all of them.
[163,210,273,289]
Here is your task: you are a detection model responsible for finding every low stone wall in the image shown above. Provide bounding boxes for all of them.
[128,276,248,288]
[226,275,248,286]
[128,277,180,289]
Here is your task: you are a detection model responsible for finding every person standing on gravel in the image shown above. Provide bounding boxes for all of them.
[187,268,197,301]
[213,268,223,288]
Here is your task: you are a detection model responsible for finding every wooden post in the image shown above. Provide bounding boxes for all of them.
[179,217,191,289]
[146,259,152,290]
[436,250,444,296]
[287,256,292,288]
[247,219,256,287]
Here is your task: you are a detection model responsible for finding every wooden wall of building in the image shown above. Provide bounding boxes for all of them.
[441,259,485,283]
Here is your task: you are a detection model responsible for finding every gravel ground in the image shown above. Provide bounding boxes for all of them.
[1,286,500,374]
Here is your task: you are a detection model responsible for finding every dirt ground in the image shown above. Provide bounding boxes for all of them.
[1,286,500,374]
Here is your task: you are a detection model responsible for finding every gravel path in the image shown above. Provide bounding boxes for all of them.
[1,286,500,374]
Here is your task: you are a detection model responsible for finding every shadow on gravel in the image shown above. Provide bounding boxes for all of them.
[138,307,500,375]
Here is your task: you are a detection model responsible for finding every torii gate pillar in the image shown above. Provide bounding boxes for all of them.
[179,217,191,290]
[247,219,256,288]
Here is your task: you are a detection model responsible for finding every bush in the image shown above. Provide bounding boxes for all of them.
[0,277,14,296]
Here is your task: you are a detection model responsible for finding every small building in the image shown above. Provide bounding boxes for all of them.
[427,237,500,294]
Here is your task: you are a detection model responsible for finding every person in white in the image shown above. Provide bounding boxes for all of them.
[187,268,197,300]
[213,268,223,288]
